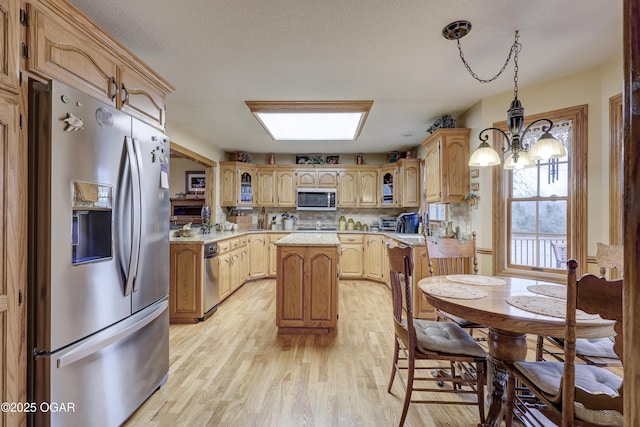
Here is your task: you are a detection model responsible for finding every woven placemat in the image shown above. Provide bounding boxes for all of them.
[505,295,600,320]
[527,284,566,299]
[421,282,488,300]
[446,274,506,286]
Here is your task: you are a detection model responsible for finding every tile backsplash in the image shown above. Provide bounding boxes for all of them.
[228,207,412,230]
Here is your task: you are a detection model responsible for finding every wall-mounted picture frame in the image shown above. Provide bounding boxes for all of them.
[325,155,339,164]
[470,182,479,191]
[470,168,480,178]
[186,171,206,193]
[296,155,310,164]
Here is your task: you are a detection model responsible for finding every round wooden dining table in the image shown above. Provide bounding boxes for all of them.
[418,275,616,427]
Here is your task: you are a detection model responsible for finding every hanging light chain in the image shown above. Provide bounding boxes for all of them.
[456,31,521,84]
[512,31,520,99]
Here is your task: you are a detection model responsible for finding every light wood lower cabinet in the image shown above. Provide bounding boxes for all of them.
[276,245,339,333]
[169,236,249,323]
[268,233,289,277]
[364,234,385,282]
[249,234,268,279]
[411,246,437,320]
[338,234,364,278]
[169,243,203,323]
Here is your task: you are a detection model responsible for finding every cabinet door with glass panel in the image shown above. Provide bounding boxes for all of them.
[220,162,255,206]
[379,165,399,207]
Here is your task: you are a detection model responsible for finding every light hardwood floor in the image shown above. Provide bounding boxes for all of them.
[124,279,491,426]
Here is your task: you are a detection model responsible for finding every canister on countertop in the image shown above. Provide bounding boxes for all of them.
[347,218,355,230]
[339,216,346,230]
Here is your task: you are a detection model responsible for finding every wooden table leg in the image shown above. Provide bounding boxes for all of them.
[479,328,528,427]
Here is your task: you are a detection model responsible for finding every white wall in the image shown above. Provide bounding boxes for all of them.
[166,123,227,221]
[458,57,623,259]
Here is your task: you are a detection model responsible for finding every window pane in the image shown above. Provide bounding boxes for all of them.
[512,168,537,198]
[428,203,447,221]
[539,161,568,197]
[510,201,537,233]
[539,200,567,233]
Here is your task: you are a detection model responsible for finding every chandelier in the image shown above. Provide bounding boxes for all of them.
[442,21,567,169]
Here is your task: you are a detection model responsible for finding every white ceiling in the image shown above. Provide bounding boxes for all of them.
[68,0,622,155]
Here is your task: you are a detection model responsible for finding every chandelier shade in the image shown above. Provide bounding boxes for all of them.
[468,141,501,167]
[503,151,534,170]
[527,131,567,161]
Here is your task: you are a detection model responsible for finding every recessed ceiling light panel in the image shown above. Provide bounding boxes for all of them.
[246,100,373,141]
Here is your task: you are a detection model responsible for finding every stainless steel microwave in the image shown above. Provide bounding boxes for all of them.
[296,188,337,211]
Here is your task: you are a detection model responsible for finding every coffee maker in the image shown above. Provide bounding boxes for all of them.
[396,212,420,234]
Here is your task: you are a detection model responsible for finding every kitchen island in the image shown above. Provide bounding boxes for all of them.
[274,233,340,334]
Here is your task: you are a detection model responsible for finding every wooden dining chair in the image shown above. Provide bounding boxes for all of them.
[505,260,623,426]
[536,243,624,367]
[386,245,487,426]
[423,232,486,338]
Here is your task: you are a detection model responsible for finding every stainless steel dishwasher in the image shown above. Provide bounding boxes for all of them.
[201,242,219,320]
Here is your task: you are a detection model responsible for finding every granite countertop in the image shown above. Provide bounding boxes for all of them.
[169,228,424,246]
[274,232,340,246]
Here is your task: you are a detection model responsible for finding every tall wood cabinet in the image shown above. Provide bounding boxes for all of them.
[422,128,470,203]
[4,1,174,420]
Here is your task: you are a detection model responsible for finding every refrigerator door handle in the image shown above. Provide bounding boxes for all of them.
[132,137,145,293]
[124,136,142,296]
[56,300,168,369]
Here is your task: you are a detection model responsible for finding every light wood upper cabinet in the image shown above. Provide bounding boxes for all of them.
[398,159,421,207]
[119,66,167,129]
[337,169,358,207]
[0,0,19,91]
[28,4,119,104]
[256,166,295,207]
[422,128,470,203]
[276,169,296,206]
[296,169,316,187]
[359,169,378,207]
[296,168,339,188]
[379,165,399,207]
[338,167,378,207]
[256,169,276,206]
[220,162,255,207]
[26,1,173,129]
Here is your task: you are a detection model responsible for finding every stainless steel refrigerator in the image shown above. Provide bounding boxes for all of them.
[28,80,170,426]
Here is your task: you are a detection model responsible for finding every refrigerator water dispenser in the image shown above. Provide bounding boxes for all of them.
[71,181,113,265]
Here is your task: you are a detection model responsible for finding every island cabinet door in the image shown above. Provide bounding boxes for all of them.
[307,247,338,327]
[276,248,306,327]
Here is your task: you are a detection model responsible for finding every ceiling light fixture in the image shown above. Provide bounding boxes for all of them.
[245,100,373,141]
[443,21,566,169]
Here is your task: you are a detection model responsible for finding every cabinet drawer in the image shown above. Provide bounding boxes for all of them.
[338,234,364,244]
[218,240,232,253]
